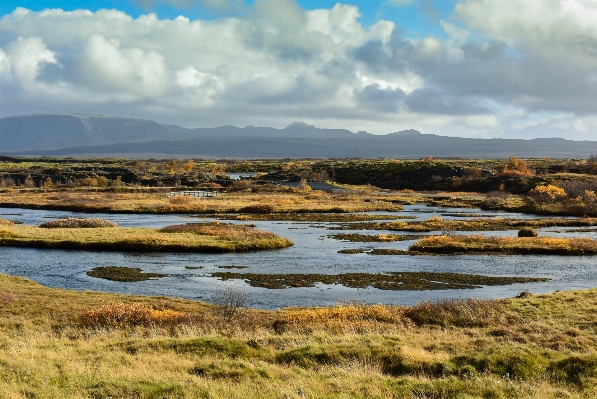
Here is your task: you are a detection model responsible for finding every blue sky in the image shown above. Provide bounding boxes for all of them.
[1,0,596,139]
[0,0,457,38]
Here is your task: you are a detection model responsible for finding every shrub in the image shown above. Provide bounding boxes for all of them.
[210,284,247,321]
[528,184,567,205]
[518,228,538,237]
[80,302,187,328]
[39,218,117,228]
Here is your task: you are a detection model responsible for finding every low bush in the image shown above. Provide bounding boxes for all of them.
[518,227,538,237]
[39,218,117,228]
[80,302,188,328]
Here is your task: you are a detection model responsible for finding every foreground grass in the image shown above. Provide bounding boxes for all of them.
[410,235,597,255]
[0,221,293,252]
[0,274,596,398]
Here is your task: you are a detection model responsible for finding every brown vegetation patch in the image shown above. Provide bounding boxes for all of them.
[211,271,547,290]
[39,217,117,228]
[86,266,168,282]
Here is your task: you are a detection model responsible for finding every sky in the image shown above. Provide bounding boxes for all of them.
[0,0,596,140]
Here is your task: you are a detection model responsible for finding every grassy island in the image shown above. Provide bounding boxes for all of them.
[0,274,596,398]
[410,235,597,255]
[0,220,293,252]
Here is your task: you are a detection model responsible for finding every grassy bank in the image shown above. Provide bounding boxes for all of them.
[0,221,293,252]
[410,235,597,255]
[0,190,409,214]
[0,274,596,398]
[330,216,597,232]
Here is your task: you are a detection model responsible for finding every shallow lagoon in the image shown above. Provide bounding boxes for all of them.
[0,205,595,309]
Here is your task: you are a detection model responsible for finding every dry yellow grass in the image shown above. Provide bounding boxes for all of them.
[0,274,596,398]
[0,189,406,214]
[410,235,597,255]
[0,222,293,252]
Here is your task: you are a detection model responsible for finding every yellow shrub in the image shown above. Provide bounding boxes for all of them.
[528,184,567,205]
[80,302,187,327]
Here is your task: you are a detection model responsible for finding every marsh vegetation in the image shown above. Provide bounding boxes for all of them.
[0,219,293,252]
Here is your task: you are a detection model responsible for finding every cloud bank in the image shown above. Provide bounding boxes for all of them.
[1,0,596,139]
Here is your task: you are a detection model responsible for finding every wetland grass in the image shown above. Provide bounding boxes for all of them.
[0,190,406,215]
[409,235,597,255]
[329,233,426,242]
[0,222,293,252]
[0,273,595,398]
[329,216,597,232]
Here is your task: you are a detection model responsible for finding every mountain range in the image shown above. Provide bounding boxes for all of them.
[1,114,596,159]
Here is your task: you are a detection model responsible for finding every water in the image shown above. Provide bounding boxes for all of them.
[1,206,596,309]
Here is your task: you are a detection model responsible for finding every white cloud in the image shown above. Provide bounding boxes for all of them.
[0,2,595,139]
[440,20,469,44]
[81,32,170,97]
[2,36,59,89]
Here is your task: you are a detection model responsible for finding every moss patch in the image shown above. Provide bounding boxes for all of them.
[87,266,168,282]
[210,271,548,290]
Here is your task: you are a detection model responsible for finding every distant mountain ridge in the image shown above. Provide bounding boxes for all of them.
[0,114,172,151]
[0,113,596,158]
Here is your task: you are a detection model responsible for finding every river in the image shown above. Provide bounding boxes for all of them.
[0,205,595,309]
